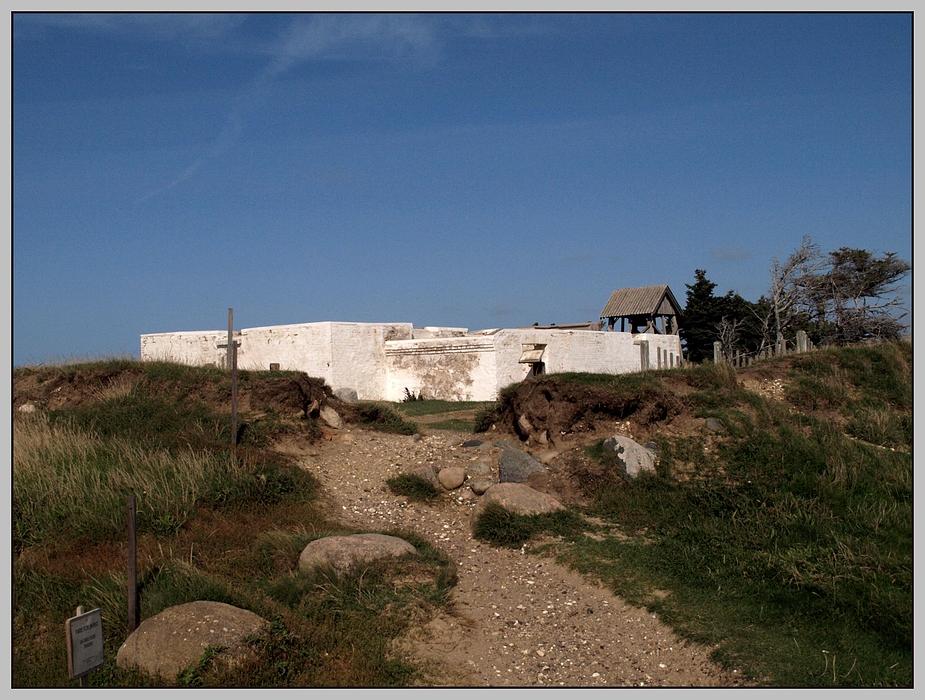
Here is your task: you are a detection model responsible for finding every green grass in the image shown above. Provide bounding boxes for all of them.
[386,473,440,501]
[543,342,913,687]
[472,503,591,548]
[12,360,447,688]
[389,400,494,418]
[345,403,418,435]
[13,344,912,687]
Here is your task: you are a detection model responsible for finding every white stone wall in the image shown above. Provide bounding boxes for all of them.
[329,322,412,400]
[142,322,683,404]
[385,336,498,401]
[236,323,333,376]
[494,329,664,391]
[140,331,229,368]
[142,322,413,400]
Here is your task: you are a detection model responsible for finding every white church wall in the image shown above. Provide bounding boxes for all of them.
[140,331,228,367]
[329,322,413,400]
[141,320,683,405]
[384,335,498,401]
[236,323,333,377]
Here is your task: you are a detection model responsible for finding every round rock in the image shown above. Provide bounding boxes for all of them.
[438,466,466,490]
[468,479,494,495]
[116,601,269,681]
[299,533,417,574]
[470,482,565,526]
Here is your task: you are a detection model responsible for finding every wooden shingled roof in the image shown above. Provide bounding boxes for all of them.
[599,285,683,320]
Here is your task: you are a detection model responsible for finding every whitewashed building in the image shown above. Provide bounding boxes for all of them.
[139,286,684,402]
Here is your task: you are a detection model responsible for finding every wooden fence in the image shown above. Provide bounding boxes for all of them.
[713,330,815,367]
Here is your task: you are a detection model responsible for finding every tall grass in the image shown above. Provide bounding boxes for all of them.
[13,414,250,546]
[13,359,451,688]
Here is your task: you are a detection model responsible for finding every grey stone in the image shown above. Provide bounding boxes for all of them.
[468,479,494,495]
[413,464,440,486]
[299,533,417,574]
[319,405,343,429]
[705,417,725,432]
[438,466,466,490]
[517,414,534,436]
[460,439,483,448]
[471,482,564,525]
[602,435,658,482]
[534,450,560,465]
[467,459,495,479]
[116,601,269,681]
[334,387,358,403]
[498,447,548,484]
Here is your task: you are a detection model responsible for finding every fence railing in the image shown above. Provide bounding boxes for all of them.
[713,330,815,367]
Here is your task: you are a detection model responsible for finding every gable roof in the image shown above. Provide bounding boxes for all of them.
[599,285,683,320]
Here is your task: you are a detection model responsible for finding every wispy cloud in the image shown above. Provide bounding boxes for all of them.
[486,304,522,316]
[132,14,444,202]
[265,14,441,78]
[711,247,751,262]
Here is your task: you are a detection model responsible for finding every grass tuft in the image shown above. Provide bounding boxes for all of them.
[386,473,440,501]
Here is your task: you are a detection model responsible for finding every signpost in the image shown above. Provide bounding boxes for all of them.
[66,606,104,684]
[216,308,241,446]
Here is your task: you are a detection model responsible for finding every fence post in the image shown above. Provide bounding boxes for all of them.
[127,494,139,634]
[638,340,650,371]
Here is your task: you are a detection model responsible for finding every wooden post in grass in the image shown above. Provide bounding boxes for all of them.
[217,308,241,447]
[127,494,139,633]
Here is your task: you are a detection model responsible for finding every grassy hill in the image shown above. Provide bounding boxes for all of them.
[12,341,912,687]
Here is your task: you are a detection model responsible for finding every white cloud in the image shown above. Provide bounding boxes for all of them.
[265,14,441,77]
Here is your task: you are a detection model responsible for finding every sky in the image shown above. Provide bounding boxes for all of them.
[11,11,913,367]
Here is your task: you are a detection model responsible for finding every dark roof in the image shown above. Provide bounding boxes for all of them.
[599,285,683,319]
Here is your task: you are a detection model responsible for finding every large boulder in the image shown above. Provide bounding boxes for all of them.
[470,482,564,525]
[602,435,658,481]
[498,447,548,484]
[334,387,358,403]
[116,601,269,681]
[299,533,417,575]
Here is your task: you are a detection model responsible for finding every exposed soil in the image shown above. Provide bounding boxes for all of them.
[282,424,755,687]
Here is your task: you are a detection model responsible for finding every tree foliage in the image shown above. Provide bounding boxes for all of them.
[680,270,763,363]
[680,238,910,363]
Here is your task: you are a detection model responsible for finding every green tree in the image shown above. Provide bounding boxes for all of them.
[766,238,911,348]
[680,269,720,363]
[680,270,760,363]
[812,247,911,345]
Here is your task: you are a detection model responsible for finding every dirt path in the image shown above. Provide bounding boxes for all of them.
[281,427,751,688]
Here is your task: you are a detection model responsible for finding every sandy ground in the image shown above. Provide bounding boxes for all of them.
[282,426,753,688]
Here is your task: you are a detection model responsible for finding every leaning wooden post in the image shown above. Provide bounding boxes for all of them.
[127,494,139,633]
[226,308,234,371]
[217,308,241,447]
[231,340,238,446]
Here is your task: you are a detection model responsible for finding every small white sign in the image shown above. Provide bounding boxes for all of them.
[66,608,104,679]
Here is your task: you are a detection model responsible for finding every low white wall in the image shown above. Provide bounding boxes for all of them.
[329,322,412,400]
[385,336,498,401]
[142,322,413,400]
[494,329,669,391]
[142,323,683,404]
[236,323,332,377]
[140,331,229,367]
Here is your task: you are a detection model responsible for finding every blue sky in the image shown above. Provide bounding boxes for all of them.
[12,12,913,366]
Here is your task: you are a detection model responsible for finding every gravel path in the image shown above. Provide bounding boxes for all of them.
[285,427,751,688]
